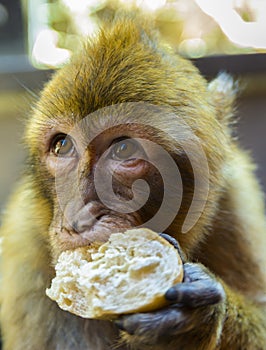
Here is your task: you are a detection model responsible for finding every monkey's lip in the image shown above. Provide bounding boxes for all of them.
[54,214,140,253]
[80,214,138,241]
[88,211,141,234]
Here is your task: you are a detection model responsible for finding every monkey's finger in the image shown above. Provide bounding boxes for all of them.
[115,308,194,338]
[159,233,187,262]
[165,264,225,308]
[165,280,225,308]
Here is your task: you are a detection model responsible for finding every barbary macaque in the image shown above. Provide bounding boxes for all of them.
[0,13,266,350]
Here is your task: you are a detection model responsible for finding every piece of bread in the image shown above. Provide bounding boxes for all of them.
[46,228,183,319]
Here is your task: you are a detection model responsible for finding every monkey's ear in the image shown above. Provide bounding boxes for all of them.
[208,72,238,125]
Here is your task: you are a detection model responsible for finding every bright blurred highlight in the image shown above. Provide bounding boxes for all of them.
[136,0,167,11]
[32,29,71,67]
[25,0,266,68]
[195,0,266,49]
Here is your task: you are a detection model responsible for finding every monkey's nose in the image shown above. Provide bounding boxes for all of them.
[71,217,96,234]
[69,202,106,234]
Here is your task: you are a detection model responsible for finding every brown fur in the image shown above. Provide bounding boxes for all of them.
[0,14,266,350]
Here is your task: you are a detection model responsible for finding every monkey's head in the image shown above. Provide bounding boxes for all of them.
[25,17,236,261]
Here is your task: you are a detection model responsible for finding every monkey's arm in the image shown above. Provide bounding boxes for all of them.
[219,284,266,349]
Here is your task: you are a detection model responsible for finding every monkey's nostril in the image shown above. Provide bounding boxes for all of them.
[71,220,79,232]
[71,216,97,233]
[96,214,105,221]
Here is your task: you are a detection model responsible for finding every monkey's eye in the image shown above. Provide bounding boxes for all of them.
[110,138,141,161]
[51,134,75,157]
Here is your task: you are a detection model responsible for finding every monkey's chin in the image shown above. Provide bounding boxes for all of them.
[50,215,142,259]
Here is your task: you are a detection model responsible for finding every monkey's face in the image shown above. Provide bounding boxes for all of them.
[37,104,185,258]
[27,99,225,262]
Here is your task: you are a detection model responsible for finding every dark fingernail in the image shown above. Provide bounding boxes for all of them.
[165,287,178,301]
[159,233,179,250]
[114,319,125,331]
[159,233,187,262]
[115,318,136,335]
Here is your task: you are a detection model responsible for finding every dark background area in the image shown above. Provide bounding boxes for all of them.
[0,0,24,53]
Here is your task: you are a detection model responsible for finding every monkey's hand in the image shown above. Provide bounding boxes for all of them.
[115,241,226,350]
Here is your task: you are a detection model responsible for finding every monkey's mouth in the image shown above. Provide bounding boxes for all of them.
[81,214,134,239]
[51,212,142,256]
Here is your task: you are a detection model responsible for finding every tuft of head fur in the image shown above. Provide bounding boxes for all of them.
[208,72,238,127]
[26,16,220,149]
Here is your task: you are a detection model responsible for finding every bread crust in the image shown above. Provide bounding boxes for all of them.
[46,228,183,319]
